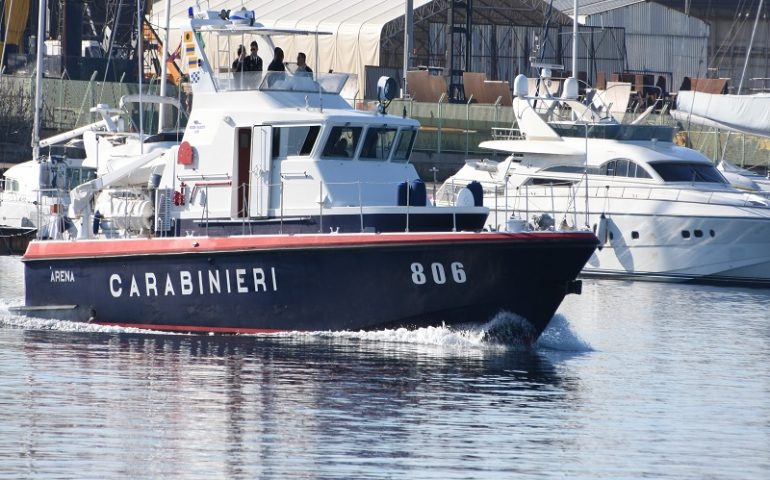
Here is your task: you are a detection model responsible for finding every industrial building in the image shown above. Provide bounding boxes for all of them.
[555,0,769,93]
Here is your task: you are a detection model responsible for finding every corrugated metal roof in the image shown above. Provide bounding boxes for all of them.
[552,0,646,16]
[151,0,434,32]
[581,2,709,91]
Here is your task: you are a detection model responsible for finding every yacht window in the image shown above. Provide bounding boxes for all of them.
[393,129,416,162]
[322,126,361,159]
[650,162,728,184]
[271,125,320,158]
[630,162,652,178]
[600,159,652,178]
[361,128,397,161]
[615,159,629,177]
[543,165,600,175]
[524,177,578,186]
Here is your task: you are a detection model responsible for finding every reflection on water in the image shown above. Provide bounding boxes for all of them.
[1,256,769,479]
[0,328,571,479]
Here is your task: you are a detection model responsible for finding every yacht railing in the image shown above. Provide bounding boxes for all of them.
[146,177,467,239]
[437,177,770,232]
[491,128,524,140]
[215,71,349,94]
[34,188,72,239]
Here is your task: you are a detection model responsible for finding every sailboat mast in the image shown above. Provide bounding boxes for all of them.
[137,0,144,153]
[738,0,763,95]
[158,0,172,133]
[32,0,46,162]
[571,0,578,79]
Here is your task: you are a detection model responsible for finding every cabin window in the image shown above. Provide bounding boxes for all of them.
[66,167,97,190]
[392,129,416,162]
[542,165,599,174]
[628,161,652,178]
[650,162,728,184]
[4,179,19,192]
[600,158,652,178]
[524,177,577,186]
[322,126,361,159]
[271,125,320,158]
[360,127,397,161]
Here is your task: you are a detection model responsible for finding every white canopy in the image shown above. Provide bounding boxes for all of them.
[672,91,770,138]
[151,0,432,100]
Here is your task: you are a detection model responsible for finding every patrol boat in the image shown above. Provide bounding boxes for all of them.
[14,8,597,338]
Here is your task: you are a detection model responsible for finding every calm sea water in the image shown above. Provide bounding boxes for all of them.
[1,255,768,479]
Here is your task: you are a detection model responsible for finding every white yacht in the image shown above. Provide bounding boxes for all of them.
[438,75,770,285]
[0,94,185,242]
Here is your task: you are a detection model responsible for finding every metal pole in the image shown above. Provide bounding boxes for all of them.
[358,181,364,232]
[584,123,589,226]
[0,0,16,78]
[405,179,410,232]
[738,0,763,95]
[32,0,46,162]
[572,0,579,79]
[437,93,446,154]
[137,0,144,154]
[403,0,413,98]
[280,181,284,234]
[465,94,473,157]
[158,0,172,132]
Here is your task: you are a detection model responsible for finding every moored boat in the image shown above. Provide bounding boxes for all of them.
[438,74,770,286]
[0,226,36,255]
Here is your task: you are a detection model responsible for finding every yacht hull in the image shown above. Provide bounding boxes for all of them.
[16,232,597,337]
[490,207,770,286]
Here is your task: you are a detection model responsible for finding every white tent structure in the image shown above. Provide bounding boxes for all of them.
[150,0,433,101]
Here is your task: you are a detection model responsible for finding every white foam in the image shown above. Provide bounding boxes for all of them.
[536,314,593,352]
[0,301,169,335]
[264,311,540,353]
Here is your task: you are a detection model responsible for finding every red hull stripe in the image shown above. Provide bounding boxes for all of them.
[23,232,596,260]
[98,322,285,334]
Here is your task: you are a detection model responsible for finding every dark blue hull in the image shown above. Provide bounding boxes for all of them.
[18,232,597,338]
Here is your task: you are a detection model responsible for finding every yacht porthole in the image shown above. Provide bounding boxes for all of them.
[694,230,703,238]
[710,230,715,237]
[631,231,639,239]
[681,230,691,239]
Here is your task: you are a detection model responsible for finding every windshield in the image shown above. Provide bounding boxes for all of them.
[650,162,728,184]
[550,123,675,142]
[360,128,397,161]
[322,126,361,159]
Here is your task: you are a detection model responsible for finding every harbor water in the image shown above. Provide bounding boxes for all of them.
[0,255,768,479]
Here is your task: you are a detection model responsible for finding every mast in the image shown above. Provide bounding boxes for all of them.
[403,0,413,98]
[158,0,172,132]
[137,0,144,153]
[571,0,578,79]
[738,0,763,95]
[32,0,46,162]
